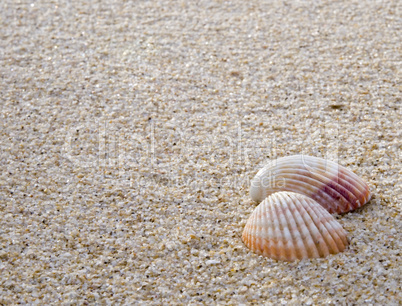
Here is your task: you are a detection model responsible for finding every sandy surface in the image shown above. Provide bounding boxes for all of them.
[0,0,401,304]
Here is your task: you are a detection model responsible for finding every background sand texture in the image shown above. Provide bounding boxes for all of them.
[0,0,401,304]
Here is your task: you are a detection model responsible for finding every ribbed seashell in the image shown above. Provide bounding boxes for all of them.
[250,155,371,214]
[242,192,349,261]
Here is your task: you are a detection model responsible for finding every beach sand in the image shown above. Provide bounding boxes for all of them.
[0,0,401,304]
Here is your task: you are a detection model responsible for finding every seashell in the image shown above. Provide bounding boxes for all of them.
[250,155,371,214]
[242,192,349,261]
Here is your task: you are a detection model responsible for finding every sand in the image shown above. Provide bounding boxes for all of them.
[0,0,401,304]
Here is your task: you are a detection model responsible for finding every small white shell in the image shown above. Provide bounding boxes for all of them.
[250,155,371,214]
[242,192,349,261]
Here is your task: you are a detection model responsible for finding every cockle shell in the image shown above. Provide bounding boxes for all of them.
[250,155,371,214]
[242,192,349,261]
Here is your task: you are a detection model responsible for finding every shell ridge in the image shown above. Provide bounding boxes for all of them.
[260,201,271,256]
[242,191,349,261]
[317,172,359,212]
[250,155,371,213]
[263,201,275,257]
[326,219,347,252]
[306,201,341,254]
[277,193,298,261]
[267,167,362,199]
[254,170,356,213]
[295,168,360,213]
[294,195,323,258]
[261,177,338,213]
[271,195,285,260]
[323,217,348,251]
[253,203,264,254]
[298,196,332,258]
[336,166,369,195]
[256,175,337,207]
[326,218,348,248]
[284,193,310,260]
